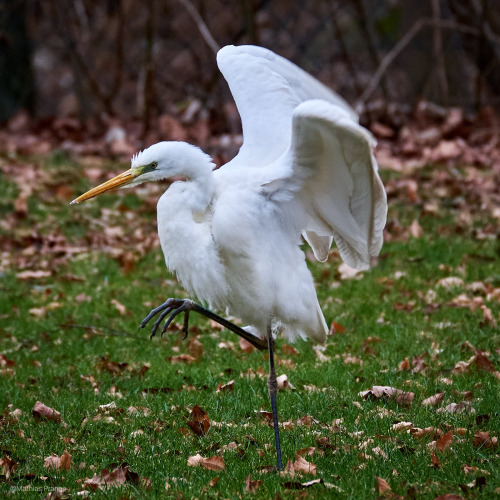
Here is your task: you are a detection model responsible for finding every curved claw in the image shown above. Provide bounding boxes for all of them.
[149,305,175,338]
[140,298,176,329]
[160,303,191,337]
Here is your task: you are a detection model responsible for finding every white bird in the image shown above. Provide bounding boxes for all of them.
[71,45,387,470]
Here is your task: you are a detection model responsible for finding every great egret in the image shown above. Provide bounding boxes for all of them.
[71,45,387,471]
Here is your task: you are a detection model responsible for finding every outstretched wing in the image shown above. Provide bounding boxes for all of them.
[216,45,356,169]
[265,100,387,270]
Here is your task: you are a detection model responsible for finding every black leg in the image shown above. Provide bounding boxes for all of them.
[267,328,283,471]
[139,298,268,351]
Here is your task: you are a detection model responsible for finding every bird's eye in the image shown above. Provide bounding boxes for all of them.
[151,162,158,169]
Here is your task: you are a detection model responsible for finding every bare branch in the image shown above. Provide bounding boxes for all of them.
[176,0,220,54]
[357,17,498,106]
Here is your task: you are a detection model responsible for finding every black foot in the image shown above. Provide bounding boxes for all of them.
[139,298,193,340]
[139,298,268,350]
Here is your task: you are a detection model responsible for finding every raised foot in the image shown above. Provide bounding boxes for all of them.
[139,298,193,340]
[139,298,268,350]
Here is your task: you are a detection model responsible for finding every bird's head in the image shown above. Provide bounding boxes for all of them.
[70,141,213,204]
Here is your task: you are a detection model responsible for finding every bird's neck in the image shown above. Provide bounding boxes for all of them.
[184,169,215,214]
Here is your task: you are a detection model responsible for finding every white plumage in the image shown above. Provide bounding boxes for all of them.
[71,45,387,469]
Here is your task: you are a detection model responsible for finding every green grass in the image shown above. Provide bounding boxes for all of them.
[0,152,499,498]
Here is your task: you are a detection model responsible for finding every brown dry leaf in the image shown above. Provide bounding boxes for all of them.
[475,351,496,372]
[186,404,210,436]
[111,299,127,315]
[422,393,444,406]
[245,474,262,493]
[437,401,475,414]
[433,495,465,500]
[82,465,139,491]
[296,447,321,458]
[281,459,296,478]
[375,476,392,495]
[59,450,71,470]
[276,374,295,390]
[462,465,479,475]
[83,474,105,491]
[473,431,498,449]
[201,455,225,471]
[282,344,299,355]
[292,455,317,476]
[392,421,413,432]
[411,427,443,440]
[0,454,18,479]
[208,476,220,487]
[359,386,414,407]
[436,430,454,452]
[33,401,63,424]
[239,338,255,353]
[188,338,204,361]
[398,358,410,371]
[430,450,442,468]
[216,380,234,393]
[329,321,346,334]
[187,454,204,467]
[170,354,196,364]
[0,355,15,368]
[313,345,330,362]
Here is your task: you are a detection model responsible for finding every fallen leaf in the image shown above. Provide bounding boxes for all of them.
[430,451,441,468]
[392,421,413,432]
[436,430,453,452]
[245,474,262,493]
[473,431,498,449]
[375,476,391,495]
[239,338,255,353]
[111,299,126,315]
[216,380,234,393]
[186,404,210,436]
[359,386,414,406]
[0,454,18,479]
[276,374,295,390]
[398,358,410,371]
[169,354,196,364]
[291,455,316,476]
[209,476,219,487]
[187,454,204,467]
[462,465,479,475]
[422,393,444,406]
[282,344,299,355]
[33,401,63,424]
[329,321,345,334]
[201,455,225,471]
[437,401,475,414]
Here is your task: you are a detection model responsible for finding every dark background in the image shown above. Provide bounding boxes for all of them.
[1,0,499,133]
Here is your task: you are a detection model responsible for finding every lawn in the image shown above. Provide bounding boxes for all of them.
[0,151,499,498]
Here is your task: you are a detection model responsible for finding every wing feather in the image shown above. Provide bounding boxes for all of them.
[217,45,356,169]
[267,100,387,269]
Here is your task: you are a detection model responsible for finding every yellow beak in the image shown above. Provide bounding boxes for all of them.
[70,169,138,204]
